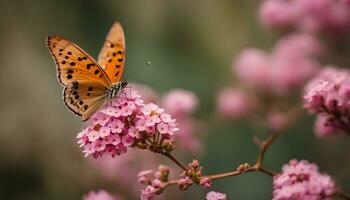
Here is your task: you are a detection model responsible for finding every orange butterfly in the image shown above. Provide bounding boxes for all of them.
[47,22,128,121]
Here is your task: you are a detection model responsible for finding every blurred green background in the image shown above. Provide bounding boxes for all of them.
[0,0,349,199]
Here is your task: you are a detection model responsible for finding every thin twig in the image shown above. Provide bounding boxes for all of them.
[161,152,187,171]
[334,191,350,200]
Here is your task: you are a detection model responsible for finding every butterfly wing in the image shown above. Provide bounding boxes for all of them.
[47,35,112,87]
[47,35,112,120]
[98,22,126,83]
[63,80,107,121]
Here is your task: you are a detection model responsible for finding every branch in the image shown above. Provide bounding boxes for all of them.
[161,152,187,171]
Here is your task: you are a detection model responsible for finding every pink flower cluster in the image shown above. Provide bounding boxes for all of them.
[234,33,322,96]
[216,88,256,119]
[259,0,350,33]
[178,160,211,191]
[162,89,198,117]
[273,159,337,200]
[161,89,203,153]
[83,190,122,200]
[77,88,178,158]
[206,191,227,200]
[138,165,170,200]
[304,67,350,135]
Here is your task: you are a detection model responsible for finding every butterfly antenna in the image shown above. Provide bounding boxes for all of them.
[124,61,151,81]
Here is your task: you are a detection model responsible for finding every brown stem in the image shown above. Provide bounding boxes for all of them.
[160,106,301,191]
[335,191,350,200]
[208,167,256,180]
[255,131,281,172]
[161,152,187,171]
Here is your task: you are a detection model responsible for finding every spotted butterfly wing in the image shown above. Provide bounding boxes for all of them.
[98,22,126,83]
[47,35,112,121]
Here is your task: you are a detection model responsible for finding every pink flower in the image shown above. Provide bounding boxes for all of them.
[162,89,198,117]
[272,33,324,59]
[259,0,350,34]
[273,159,337,200]
[129,82,159,103]
[77,88,178,158]
[267,110,288,131]
[259,0,300,28]
[206,191,227,200]
[161,89,203,154]
[178,176,193,191]
[314,115,338,138]
[217,88,254,119]
[138,170,154,185]
[233,48,271,89]
[157,123,170,134]
[140,185,157,200]
[304,67,350,134]
[200,176,212,188]
[83,190,122,200]
[138,165,170,200]
[233,34,321,95]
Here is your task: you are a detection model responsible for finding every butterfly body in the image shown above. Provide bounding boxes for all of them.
[47,22,127,121]
[107,81,128,100]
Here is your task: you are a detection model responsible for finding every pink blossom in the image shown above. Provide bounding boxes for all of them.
[233,34,321,95]
[304,67,350,134]
[233,48,271,89]
[206,191,227,200]
[272,33,324,59]
[273,159,337,200]
[259,0,350,33]
[178,176,193,191]
[267,110,288,131]
[314,115,338,138]
[138,165,171,199]
[82,190,122,200]
[140,185,157,200]
[77,88,178,158]
[175,119,203,153]
[259,0,300,28]
[200,176,212,188]
[161,89,203,154]
[217,88,254,119]
[138,170,154,185]
[129,82,159,103]
[162,89,198,117]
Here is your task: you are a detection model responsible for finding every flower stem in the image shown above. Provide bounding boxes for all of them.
[335,191,350,200]
[162,152,187,171]
[255,131,281,174]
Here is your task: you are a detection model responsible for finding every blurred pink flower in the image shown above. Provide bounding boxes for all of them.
[162,89,198,117]
[130,83,159,103]
[162,89,203,154]
[272,33,324,59]
[267,110,288,131]
[259,0,300,28]
[233,48,271,89]
[314,115,338,138]
[77,88,178,158]
[304,67,350,134]
[217,88,255,119]
[234,34,321,95]
[206,191,227,200]
[175,119,203,153]
[83,190,122,200]
[259,0,350,33]
[273,159,337,200]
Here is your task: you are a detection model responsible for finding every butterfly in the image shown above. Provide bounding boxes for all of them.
[47,22,128,121]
